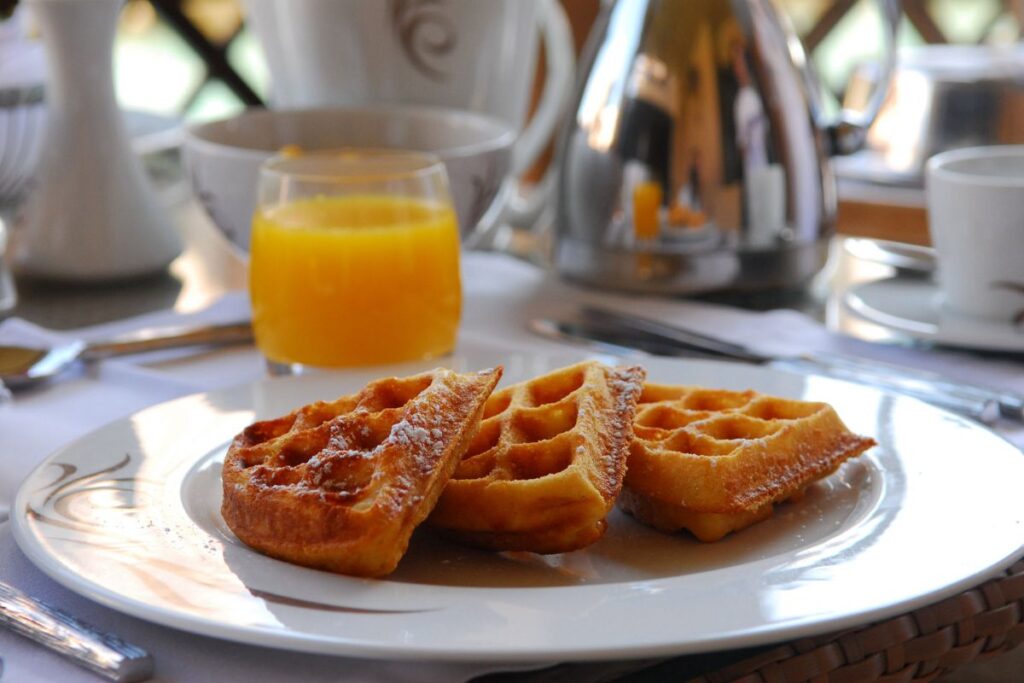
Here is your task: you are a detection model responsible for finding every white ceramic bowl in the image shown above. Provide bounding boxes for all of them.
[183,106,516,252]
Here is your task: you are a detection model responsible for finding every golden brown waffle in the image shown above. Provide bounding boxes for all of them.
[429,361,646,553]
[622,383,876,542]
[221,367,502,577]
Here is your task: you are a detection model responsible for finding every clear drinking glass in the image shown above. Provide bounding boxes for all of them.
[249,150,461,372]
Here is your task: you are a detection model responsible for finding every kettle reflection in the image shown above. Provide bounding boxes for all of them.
[556,0,899,293]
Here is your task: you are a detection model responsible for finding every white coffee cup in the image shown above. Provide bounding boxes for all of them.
[926,145,1024,322]
[241,0,574,225]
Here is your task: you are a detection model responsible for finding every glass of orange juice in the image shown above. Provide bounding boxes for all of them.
[249,150,461,371]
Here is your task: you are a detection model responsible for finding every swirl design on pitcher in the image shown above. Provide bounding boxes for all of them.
[389,0,456,82]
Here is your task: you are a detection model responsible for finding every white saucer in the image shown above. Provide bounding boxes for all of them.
[844,277,1024,353]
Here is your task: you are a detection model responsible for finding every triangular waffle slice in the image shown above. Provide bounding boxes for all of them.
[621,383,876,542]
[429,361,646,553]
[222,367,502,577]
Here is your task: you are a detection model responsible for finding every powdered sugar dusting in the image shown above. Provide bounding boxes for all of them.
[602,365,645,473]
[608,365,645,431]
[611,365,644,407]
[390,420,439,454]
[240,370,494,510]
[321,423,350,457]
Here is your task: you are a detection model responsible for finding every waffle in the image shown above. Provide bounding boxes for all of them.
[429,361,646,553]
[622,383,876,542]
[221,367,502,577]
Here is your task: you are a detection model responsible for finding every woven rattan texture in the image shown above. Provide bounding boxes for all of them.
[688,558,1024,682]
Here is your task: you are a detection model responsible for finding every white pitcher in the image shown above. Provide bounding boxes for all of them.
[14,0,181,281]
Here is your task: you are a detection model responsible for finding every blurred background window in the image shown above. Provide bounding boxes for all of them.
[114,0,265,120]
[110,0,1024,123]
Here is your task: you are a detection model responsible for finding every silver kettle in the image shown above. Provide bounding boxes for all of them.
[555,0,900,294]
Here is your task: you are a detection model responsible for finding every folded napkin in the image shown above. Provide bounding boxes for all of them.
[1,251,1021,682]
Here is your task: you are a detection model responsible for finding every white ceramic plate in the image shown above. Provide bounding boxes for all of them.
[845,277,1024,353]
[12,349,1024,662]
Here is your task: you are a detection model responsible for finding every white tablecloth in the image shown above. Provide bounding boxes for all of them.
[1,252,1021,682]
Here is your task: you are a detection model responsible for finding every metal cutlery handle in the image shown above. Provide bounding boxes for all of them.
[580,306,770,363]
[543,317,1000,422]
[81,321,253,360]
[801,352,1024,421]
[0,580,153,682]
[579,307,1022,424]
[773,358,1001,424]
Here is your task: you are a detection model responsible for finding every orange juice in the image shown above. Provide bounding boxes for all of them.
[249,195,461,367]
[632,180,663,240]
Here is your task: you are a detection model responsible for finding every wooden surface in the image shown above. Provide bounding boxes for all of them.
[837,197,929,246]
[836,179,930,246]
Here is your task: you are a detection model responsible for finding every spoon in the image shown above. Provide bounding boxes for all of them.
[0,321,253,391]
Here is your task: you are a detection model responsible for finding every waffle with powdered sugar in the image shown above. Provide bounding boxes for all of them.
[221,366,501,577]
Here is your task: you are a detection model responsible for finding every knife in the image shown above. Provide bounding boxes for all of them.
[529,315,1004,424]
[0,580,153,682]
[578,306,1024,422]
